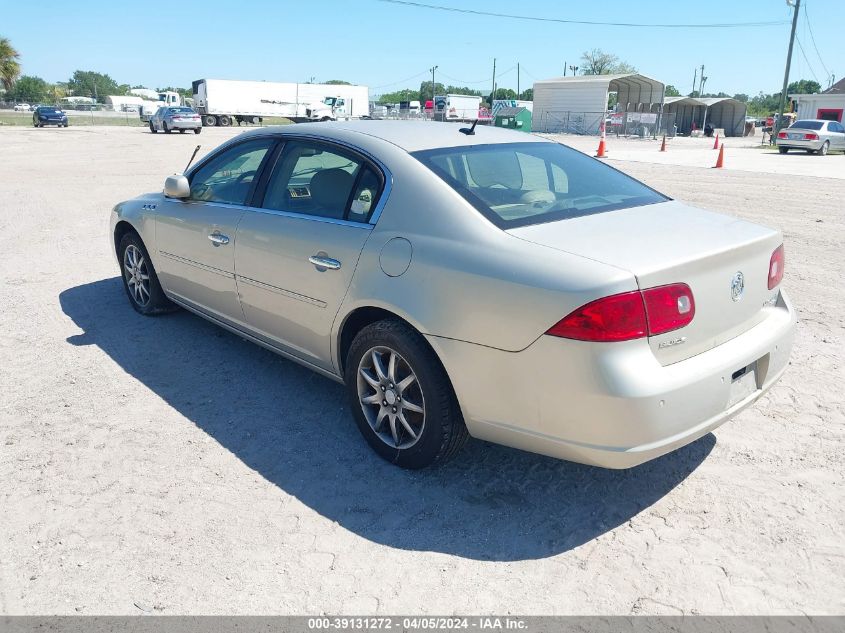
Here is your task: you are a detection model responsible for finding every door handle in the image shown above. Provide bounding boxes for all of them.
[208,232,230,246]
[309,255,341,270]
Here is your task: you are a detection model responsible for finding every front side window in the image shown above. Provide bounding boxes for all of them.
[413,142,667,228]
[261,141,382,222]
[189,139,274,205]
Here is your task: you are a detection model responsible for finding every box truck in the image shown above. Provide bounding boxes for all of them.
[191,79,369,126]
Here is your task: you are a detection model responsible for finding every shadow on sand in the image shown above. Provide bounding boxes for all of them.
[60,277,714,561]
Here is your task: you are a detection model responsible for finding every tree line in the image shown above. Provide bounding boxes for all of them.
[0,36,828,115]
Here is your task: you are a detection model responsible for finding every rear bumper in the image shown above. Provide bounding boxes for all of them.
[776,138,824,151]
[168,120,201,129]
[429,289,795,469]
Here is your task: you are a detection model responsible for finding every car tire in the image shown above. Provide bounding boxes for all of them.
[344,318,468,469]
[194,127,202,134]
[163,122,171,134]
[819,141,830,156]
[218,115,231,127]
[179,129,186,134]
[203,115,216,127]
[149,122,157,134]
[778,147,788,154]
[117,232,177,316]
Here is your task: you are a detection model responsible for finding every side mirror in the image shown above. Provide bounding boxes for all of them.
[164,174,190,199]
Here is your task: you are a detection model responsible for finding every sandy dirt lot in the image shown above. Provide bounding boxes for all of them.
[1,125,843,615]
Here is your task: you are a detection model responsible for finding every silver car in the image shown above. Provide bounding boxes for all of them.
[110,122,795,469]
[149,106,202,134]
[776,118,845,155]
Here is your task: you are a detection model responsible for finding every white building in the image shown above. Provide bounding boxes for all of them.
[790,78,845,123]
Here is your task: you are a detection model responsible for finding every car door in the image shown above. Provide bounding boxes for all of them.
[235,138,385,371]
[829,121,845,149]
[155,137,276,324]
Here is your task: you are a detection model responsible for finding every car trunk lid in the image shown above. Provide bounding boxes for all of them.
[508,200,783,364]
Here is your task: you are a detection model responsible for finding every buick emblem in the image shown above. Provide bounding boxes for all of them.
[730,271,745,302]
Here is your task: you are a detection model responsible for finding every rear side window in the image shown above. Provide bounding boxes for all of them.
[791,120,824,130]
[261,140,383,222]
[413,142,667,229]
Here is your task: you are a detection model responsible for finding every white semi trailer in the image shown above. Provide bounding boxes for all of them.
[434,94,483,121]
[191,79,370,127]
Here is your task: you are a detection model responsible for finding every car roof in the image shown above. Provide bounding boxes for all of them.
[241,120,549,153]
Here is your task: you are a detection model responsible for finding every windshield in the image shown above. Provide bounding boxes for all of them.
[791,120,824,130]
[38,108,60,114]
[413,142,668,228]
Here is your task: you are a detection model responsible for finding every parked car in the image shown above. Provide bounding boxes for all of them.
[149,106,202,134]
[13,103,31,112]
[32,106,69,128]
[111,121,795,469]
[776,119,845,155]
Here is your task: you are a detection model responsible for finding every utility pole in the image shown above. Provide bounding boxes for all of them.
[429,65,438,104]
[491,58,496,105]
[563,61,567,77]
[698,65,706,96]
[777,0,801,135]
[569,65,579,76]
[692,67,698,96]
[517,63,520,97]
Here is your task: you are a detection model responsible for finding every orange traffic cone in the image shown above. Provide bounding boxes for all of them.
[659,135,667,152]
[595,137,607,157]
[713,133,720,149]
[713,143,725,168]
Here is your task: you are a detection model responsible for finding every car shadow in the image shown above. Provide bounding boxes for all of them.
[60,277,714,561]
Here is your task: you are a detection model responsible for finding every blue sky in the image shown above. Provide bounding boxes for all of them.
[3,0,840,97]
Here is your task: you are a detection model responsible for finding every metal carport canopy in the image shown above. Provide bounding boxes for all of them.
[533,73,665,112]
[663,96,747,136]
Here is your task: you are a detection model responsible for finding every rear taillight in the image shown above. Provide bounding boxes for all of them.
[768,244,785,289]
[546,283,695,342]
[642,283,695,335]
[804,133,819,140]
[777,131,788,139]
[545,291,647,342]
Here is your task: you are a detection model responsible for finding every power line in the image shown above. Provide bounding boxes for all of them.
[795,37,819,82]
[372,70,430,89]
[376,0,787,28]
[803,1,831,80]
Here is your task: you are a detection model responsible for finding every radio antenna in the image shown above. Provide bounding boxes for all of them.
[184,145,202,173]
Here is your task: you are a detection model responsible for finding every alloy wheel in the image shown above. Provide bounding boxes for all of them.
[357,346,425,449]
[123,244,151,306]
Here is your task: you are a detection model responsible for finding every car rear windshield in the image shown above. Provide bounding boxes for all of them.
[412,142,668,228]
[170,107,194,113]
[792,120,824,130]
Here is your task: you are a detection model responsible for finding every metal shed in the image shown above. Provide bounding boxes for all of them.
[494,106,532,132]
[532,73,665,133]
[663,96,747,137]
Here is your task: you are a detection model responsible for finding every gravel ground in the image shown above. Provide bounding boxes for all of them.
[1,126,843,615]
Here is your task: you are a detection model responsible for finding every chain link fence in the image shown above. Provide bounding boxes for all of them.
[0,101,147,126]
[535,110,677,138]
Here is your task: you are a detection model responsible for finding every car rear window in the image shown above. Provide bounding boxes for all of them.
[412,142,668,228]
[791,120,824,130]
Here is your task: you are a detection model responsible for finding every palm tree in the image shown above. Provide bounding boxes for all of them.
[0,37,22,92]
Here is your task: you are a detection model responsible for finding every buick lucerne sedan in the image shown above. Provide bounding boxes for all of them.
[110,121,795,469]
